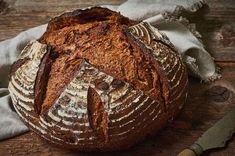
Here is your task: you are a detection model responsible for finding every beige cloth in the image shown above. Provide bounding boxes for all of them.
[0,0,220,140]
[105,0,221,81]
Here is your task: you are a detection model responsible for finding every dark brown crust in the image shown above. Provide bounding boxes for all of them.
[123,29,170,110]
[9,7,188,152]
[87,87,109,143]
[49,7,111,28]
[34,46,54,114]
[39,7,136,43]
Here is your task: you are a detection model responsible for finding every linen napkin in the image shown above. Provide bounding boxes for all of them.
[0,0,221,140]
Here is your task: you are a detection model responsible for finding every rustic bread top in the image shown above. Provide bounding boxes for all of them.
[8,7,188,151]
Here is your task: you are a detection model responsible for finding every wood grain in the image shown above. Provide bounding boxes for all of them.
[0,0,235,156]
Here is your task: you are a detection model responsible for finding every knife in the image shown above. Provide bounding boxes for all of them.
[177,108,235,156]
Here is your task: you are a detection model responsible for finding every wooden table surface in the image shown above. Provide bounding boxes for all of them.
[0,0,235,156]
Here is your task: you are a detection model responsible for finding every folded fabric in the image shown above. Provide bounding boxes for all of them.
[111,0,221,81]
[0,0,220,141]
[0,88,28,140]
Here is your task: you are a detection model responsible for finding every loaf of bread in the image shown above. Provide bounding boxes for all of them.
[8,7,188,151]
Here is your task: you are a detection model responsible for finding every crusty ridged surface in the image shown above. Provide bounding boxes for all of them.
[125,22,188,114]
[39,7,164,112]
[8,40,48,133]
[8,7,188,151]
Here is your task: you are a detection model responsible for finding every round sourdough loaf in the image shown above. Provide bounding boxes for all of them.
[8,7,188,151]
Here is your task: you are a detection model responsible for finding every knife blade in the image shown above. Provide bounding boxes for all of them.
[177,108,235,156]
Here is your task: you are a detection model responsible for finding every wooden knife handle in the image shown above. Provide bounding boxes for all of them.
[177,149,197,156]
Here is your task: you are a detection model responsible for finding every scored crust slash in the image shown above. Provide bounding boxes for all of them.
[8,7,188,151]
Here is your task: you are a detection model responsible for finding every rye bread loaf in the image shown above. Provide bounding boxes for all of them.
[8,7,188,151]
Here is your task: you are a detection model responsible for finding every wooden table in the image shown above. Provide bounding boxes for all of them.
[0,0,235,155]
